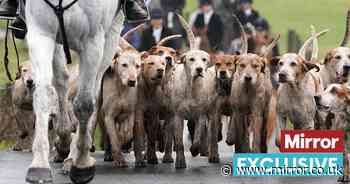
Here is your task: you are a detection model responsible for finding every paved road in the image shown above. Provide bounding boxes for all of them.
[0,150,341,184]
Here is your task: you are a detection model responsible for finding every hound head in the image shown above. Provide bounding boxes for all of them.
[16,62,35,91]
[315,84,350,112]
[180,50,211,79]
[273,53,319,84]
[112,49,142,87]
[142,54,166,85]
[324,47,350,82]
[315,84,350,129]
[212,55,237,80]
[236,54,266,86]
[148,46,178,69]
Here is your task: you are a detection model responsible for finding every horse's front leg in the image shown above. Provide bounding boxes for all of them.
[69,33,105,184]
[25,31,58,183]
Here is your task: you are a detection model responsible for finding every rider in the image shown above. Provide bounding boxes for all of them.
[0,0,149,34]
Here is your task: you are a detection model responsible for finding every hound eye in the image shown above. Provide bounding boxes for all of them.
[215,63,221,67]
[136,65,140,69]
[170,51,176,55]
[240,64,246,68]
[22,69,27,72]
[252,64,259,68]
[149,62,155,65]
[189,58,195,62]
[290,62,297,66]
[202,58,207,62]
[226,63,232,66]
[279,62,283,66]
[335,55,341,60]
[158,50,164,56]
[122,63,128,67]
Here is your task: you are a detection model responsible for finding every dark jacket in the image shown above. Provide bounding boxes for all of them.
[139,26,177,51]
[160,0,185,13]
[193,12,224,51]
[236,9,260,25]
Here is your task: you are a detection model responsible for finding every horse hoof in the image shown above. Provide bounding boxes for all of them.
[189,144,200,157]
[69,165,95,184]
[25,167,53,184]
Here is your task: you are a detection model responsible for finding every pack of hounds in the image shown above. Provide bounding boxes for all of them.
[11,10,350,184]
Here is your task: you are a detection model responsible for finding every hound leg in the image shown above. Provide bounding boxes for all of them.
[275,114,287,148]
[208,112,220,163]
[145,115,159,164]
[163,117,174,163]
[134,109,146,167]
[105,115,128,167]
[25,31,57,184]
[251,116,263,153]
[174,114,186,168]
[52,45,72,163]
[226,111,237,146]
[190,116,206,157]
[69,34,105,184]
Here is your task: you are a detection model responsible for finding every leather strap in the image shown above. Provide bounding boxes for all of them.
[42,0,79,64]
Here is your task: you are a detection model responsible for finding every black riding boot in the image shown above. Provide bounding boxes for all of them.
[0,0,17,17]
[123,0,150,24]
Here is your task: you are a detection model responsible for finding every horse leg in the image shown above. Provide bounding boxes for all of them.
[52,45,72,163]
[25,31,57,183]
[69,33,105,184]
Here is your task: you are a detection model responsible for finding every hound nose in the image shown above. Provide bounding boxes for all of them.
[314,95,321,105]
[157,68,164,73]
[244,75,252,82]
[220,71,227,78]
[196,67,203,74]
[27,79,34,88]
[128,80,136,87]
[278,73,287,81]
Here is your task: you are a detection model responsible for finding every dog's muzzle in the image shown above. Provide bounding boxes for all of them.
[219,71,227,79]
[128,80,136,87]
[26,79,35,89]
[278,73,287,82]
[342,64,350,77]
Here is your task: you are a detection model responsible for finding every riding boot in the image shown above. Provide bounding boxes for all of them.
[0,0,17,17]
[123,0,150,24]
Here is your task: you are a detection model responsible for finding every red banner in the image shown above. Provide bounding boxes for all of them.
[280,130,344,153]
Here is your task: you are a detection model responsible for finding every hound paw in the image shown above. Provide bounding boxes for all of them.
[208,155,220,163]
[69,165,95,184]
[135,160,146,168]
[113,159,128,168]
[26,167,53,184]
[147,158,159,165]
[104,153,113,162]
[162,155,174,163]
[189,144,200,157]
[338,176,350,183]
[175,158,186,169]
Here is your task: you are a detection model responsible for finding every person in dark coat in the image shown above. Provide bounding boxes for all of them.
[236,0,260,26]
[191,0,224,52]
[139,9,177,51]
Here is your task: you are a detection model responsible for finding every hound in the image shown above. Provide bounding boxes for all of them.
[319,10,350,87]
[315,84,350,182]
[273,29,328,146]
[226,17,279,153]
[167,14,216,168]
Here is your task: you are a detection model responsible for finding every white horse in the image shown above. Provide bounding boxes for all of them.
[25,0,123,183]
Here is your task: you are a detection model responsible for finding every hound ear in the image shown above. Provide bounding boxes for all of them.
[324,51,333,64]
[141,51,149,60]
[261,58,266,73]
[304,62,320,72]
[178,54,186,64]
[15,66,22,80]
[148,47,157,55]
[270,56,280,66]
